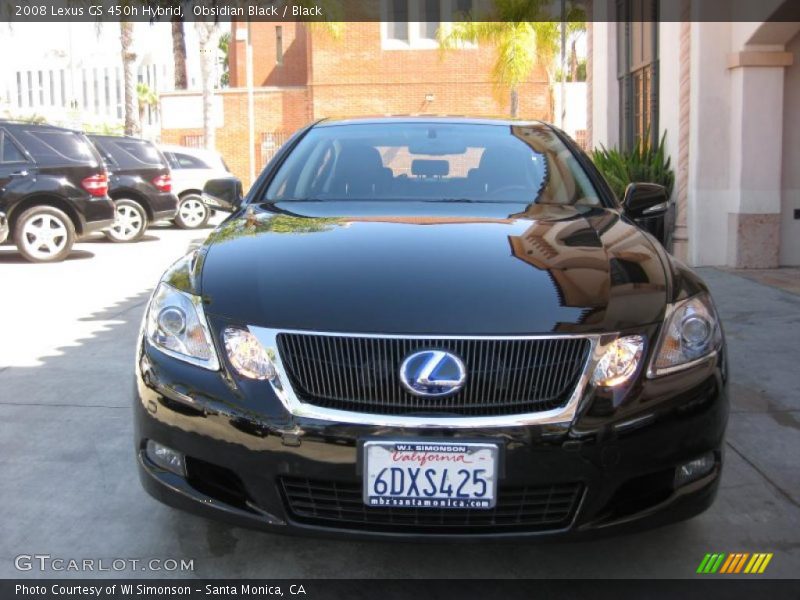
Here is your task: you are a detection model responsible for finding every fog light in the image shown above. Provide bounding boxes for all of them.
[145,440,186,476]
[674,452,715,488]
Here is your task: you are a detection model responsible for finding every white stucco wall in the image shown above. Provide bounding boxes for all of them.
[658,21,682,206]
[591,8,799,267]
[687,22,735,266]
[553,82,587,139]
[589,20,618,150]
[780,32,800,265]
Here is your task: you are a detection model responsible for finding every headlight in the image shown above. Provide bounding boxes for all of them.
[592,335,645,387]
[649,293,721,377]
[145,283,220,370]
[223,327,277,380]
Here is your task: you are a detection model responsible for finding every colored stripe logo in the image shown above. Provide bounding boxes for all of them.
[697,553,773,574]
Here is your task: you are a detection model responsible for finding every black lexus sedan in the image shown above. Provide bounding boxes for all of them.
[134,118,728,540]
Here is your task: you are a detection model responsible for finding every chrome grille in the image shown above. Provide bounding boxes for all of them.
[280,477,583,533]
[276,334,591,416]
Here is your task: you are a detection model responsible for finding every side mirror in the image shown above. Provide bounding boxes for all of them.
[622,183,669,219]
[203,177,244,213]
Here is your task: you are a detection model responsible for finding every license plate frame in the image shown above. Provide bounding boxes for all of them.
[362,440,499,510]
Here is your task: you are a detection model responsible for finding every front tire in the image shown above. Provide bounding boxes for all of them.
[14,205,76,263]
[174,194,210,229]
[105,198,148,243]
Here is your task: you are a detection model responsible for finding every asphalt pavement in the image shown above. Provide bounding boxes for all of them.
[0,223,798,579]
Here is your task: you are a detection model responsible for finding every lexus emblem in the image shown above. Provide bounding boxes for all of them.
[399,350,466,397]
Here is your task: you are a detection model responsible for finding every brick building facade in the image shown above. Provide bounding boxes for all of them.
[161,21,551,188]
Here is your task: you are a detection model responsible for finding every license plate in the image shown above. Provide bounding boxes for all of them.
[363,441,499,509]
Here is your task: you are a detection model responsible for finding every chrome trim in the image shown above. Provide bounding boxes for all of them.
[642,201,668,215]
[613,413,655,433]
[152,380,200,408]
[248,327,610,428]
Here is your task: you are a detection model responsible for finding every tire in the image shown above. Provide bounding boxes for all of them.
[174,194,210,229]
[105,198,148,243]
[13,205,76,263]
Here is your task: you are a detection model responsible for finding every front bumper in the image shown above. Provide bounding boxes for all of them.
[134,334,728,541]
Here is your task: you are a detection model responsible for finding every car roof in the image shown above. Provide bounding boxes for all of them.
[158,144,222,157]
[313,116,551,128]
[88,133,154,144]
[0,119,83,134]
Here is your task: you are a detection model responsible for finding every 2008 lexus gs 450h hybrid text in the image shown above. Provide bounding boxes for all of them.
[134,118,728,540]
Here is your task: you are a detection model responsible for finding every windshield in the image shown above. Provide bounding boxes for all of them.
[264,122,601,206]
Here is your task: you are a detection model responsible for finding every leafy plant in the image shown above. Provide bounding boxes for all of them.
[218,32,230,88]
[82,121,125,136]
[438,0,585,118]
[592,131,675,200]
[0,109,47,124]
[137,82,158,123]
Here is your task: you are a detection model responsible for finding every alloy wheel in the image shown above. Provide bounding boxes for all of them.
[110,203,145,241]
[178,197,208,228]
[21,214,69,260]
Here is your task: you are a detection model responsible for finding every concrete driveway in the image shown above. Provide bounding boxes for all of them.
[1,226,798,579]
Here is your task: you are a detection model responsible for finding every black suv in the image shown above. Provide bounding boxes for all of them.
[0,121,115,262]
[88,134,178,242]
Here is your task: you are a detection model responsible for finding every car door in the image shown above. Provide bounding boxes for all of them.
[0,128,34,203]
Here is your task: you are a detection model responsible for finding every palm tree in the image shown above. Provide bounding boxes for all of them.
[136,82,158,127]
[194,22,217,150]
[171,17,188,90]
[218,32,231,88]
[120,21,139,136]
[438,0,582,119]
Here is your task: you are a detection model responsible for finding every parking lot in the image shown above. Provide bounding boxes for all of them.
[1,224,798,579]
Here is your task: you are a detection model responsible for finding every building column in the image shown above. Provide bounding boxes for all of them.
[589,12,618,150]
[726,50,793,268]
[686,22,732,266]
[658,19,685,258]
[674,15,692,262]
[586,17,593,150]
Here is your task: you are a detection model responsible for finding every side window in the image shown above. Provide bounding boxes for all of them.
[92,140,118,168]
[173,152,210,169]
[165,152,181,170]
[1,130,28,163]
[28,130,95,163]
[112,140,163,167]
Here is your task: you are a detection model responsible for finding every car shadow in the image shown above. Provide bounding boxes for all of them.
[0,248,95,264]
[152,222,215,232]
[81,234,160,244]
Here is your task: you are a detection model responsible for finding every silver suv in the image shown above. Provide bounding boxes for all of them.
[159,145,232,229]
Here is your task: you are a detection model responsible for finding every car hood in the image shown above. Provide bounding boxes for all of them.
[200,202,668,335]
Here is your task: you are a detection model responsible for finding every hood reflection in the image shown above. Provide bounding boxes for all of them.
[199,200,668,335]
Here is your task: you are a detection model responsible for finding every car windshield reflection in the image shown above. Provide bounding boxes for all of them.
[263,122,602,207]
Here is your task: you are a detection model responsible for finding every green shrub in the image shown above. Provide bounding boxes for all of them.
[592,131,675,200]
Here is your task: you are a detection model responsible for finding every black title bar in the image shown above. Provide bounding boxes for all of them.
[1,0,799,23]
[3,579,800,600]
